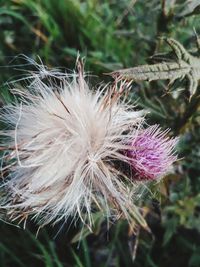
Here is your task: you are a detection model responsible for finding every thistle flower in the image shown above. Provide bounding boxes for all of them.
[127,125,178,181]
[0,62,147,228]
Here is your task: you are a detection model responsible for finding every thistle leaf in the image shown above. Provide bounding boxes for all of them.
[108,38,200,100]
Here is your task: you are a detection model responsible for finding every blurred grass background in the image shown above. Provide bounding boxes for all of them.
[0,0,200,266]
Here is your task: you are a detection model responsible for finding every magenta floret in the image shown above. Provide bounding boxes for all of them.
[127,125,178,180]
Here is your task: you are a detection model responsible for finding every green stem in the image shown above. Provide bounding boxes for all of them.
[174,90,200,134]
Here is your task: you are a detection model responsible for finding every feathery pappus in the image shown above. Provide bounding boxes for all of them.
[0,60,178,230]
[0,61,146,228]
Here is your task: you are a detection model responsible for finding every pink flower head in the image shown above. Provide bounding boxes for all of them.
[127,125,178,181]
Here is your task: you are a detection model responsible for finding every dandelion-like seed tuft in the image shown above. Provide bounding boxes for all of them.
[0,61,148,228]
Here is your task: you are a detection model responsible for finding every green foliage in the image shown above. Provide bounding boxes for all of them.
[0,0,200,266]
[110,37,200,99]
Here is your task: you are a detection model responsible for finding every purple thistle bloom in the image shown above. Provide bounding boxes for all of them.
[127,125,178,181]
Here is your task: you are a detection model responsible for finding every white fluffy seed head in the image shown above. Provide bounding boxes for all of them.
[0,62,147,228]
